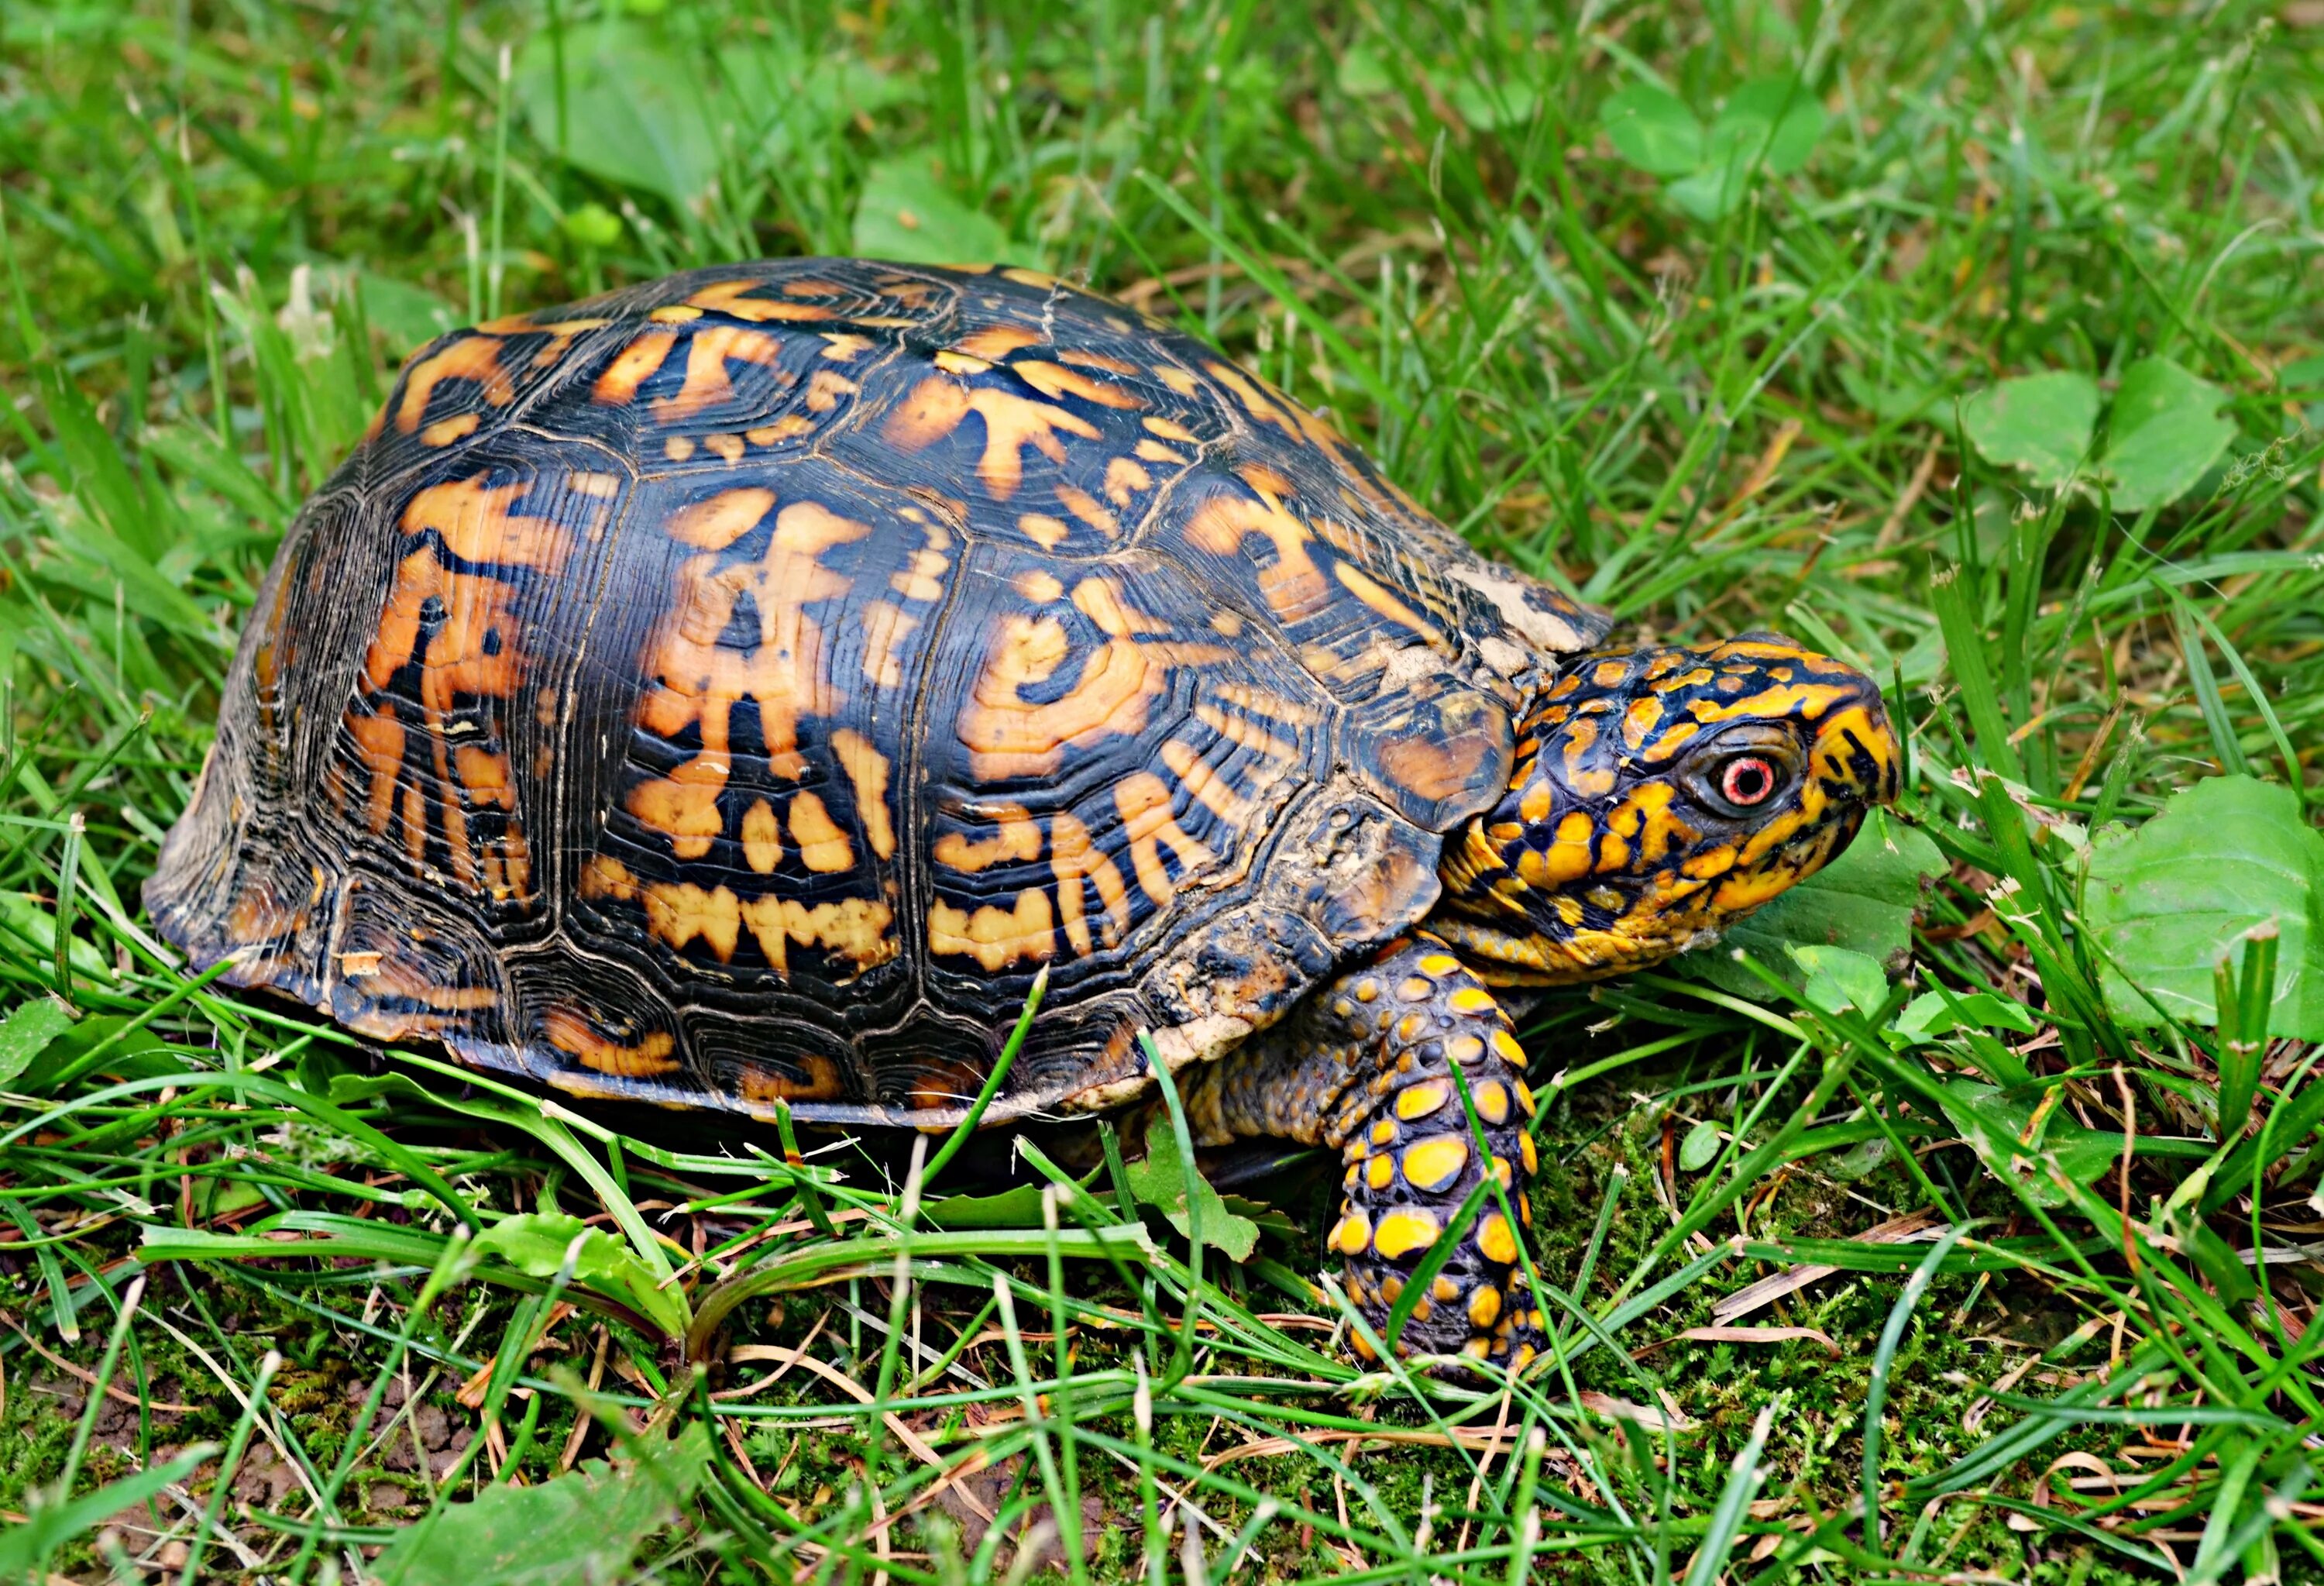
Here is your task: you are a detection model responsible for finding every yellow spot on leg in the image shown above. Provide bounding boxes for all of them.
[1370,1209,1442,1261]
[1467,1286,1502,1330]
[1402,1136,1470,1192]
[1477,1213,1518,1264]
[1332,1209,1372,1256]
[1394,1081,1449,1122]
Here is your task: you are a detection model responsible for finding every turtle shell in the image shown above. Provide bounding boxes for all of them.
[146,260,1611,1126]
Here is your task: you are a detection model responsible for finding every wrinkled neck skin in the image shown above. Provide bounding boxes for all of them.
[1423,638,1899,988]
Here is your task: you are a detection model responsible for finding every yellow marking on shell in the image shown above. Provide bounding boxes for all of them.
[1135,437,1189,466]
[741,798,783,873]
[1395,1081,1449,1122]
[955,324,1042,360]
[1183,491,1329,623]
[1054,483,1119,537]
[704,433,745,463]
[859,600,920,689]
[667,486,775,550]
[1160,738,1253,826]
[421,412,480,446]
[634,500,871,828]
[1471,1080,1511,1126]
[1369,1117,1398,1147]
[1370,1209,1442,1261]
[647,304,701,324]
[1366,1155,1395,1191]
[891,548,948,601]
[1478,1213,1518,1264]
[1050,810,1134,954]
[643,879,742,960]
[396,336,514,432]
[927,889,1054,971]
[748,415,817,444]
[346,709,406,835]
[686,279,837,322]
[1104,456,1153,508]
[1012,360,1143,409]
[1115,771,1215,907]
[1192,702,1300,764]
[1332,1209,1372,1256]
[786,791,854,872]
[1014,569,1065,603]
[1016,514,1069,549]
[663,435,699,463]
[627,756,731,859]
[544,1006,677,1078]
[1519,1132,1539,1174]
[933,808,1040,872]
[593,330,681,405]
[737,893,897,975]
[820,332,875,360]
[1468,1286,1502,1330]
[805,369,857,411]
[831,729,896,862]
[654,325,786,421]
[1402,1137,1469,1192]
[882,376,1103,499]
[933,349,992,376]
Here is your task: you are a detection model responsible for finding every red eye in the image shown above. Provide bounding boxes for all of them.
[1720,756,1778,807]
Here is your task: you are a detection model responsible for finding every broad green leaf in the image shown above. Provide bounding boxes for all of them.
[1678,1120,1724,1172]
[1452,80,1538,132]
[0,998,74,1085]
[473,1211,689,1340]
[2082,775,2324,1039]
[374,1426,710,1586]
[1706,77,1826,177]
[1678,810,1943,999]
[1961,370,2099,488]
[1789,944,1890,1017]
[2100,356,2236,511]
[1935,1080,2118,1208]
[1337,43,1394,98]
[356,274,462,357]
[1600,84,1703,176]
[515,23,719,208]
[851,153,1013,266]
[1893,990,2040,1043]
[1124,1117,1260,1261]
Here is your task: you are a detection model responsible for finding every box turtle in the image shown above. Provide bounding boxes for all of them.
[148,259,1900,1370]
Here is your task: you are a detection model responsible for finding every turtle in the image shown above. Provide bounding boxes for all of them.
[146,258,1901,1369]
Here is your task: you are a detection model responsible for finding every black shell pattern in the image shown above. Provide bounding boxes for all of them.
[146,260,1612,1125]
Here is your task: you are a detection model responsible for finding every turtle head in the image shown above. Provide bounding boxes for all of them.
[1433,635,1901,982]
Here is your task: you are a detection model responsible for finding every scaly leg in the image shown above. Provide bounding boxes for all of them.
[1171,937,1546,1367]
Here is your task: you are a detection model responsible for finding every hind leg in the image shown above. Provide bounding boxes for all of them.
[1171,937,1546,1368]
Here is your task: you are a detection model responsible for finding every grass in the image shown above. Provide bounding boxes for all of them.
[3,0,2323,1580]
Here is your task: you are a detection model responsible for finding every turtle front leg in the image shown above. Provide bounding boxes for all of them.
[1173,937,1546,1369]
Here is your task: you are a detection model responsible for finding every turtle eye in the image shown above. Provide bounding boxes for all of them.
[1719,755,1779,808]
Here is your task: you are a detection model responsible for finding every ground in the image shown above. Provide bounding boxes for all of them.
[2,1,2322,1582]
